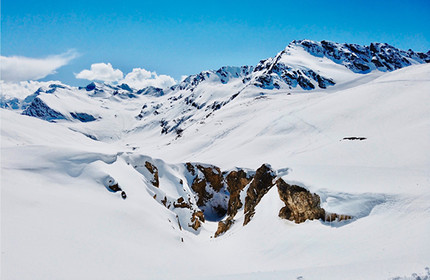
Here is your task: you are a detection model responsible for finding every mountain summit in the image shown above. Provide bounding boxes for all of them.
[173,39,430,91]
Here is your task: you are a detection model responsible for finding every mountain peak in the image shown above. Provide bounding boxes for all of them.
[247,39,430,90]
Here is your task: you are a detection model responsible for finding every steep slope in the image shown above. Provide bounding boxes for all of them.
[249,39,430,90]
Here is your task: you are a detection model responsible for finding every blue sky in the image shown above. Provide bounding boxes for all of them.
[2,0,430,86]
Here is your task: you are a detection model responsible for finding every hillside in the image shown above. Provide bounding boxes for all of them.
[1,40,430,280]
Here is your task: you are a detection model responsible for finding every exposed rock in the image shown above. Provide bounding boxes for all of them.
[176,215,182,230]
[252,39,429,91]
[108,183,122,192]
[136,86,165,97]
[324,212,353,222]
[276,178,325,223]
[121,191,127,199]
[225,170,253,217]
[22,97,65,122]
[243,164,276,225]
[161,196,167,207]
[185,163,228,220]
[342,137,367,141]
[104,176,122,193]
[145,161,159,188]
[172,66,253,91]
[141,160,351,237]
[70,112,96,122]
[173,197,192,209]
[189,210,205,231]
[195,165,224,192]
[215,217,235,237]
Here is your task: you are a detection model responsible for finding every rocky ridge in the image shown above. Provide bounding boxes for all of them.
[249,40,430,90]
[118,154,351,237]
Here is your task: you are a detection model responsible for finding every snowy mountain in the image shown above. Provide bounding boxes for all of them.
[1,40,430,280]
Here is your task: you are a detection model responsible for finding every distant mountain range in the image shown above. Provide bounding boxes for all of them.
[2,39,428,142]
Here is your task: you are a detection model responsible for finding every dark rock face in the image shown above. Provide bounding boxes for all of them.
[173,66,254,91]
[145,161,159,188]
[253,57,334,91]
[225,170,253,217]
[252,39,429,91]
[84,82,97,91]
[276,178,325,223]
[324,212,352,222]
[121,191,127,199]
[80,82,137,98]
[243,164,276,225]
[119,83,133,92]
[298,39,430,73]
[305,70,336,89]
[70,112,96,122]
[104,176,127,199]
[214,169,254,237]
[215,217,235,237]
[136,159,351,236]
[343,137,367,141]
[185,163,229,221]
[136,86,165,97]
[108,183,122,192]
[189,210,205,230]
[173,197,191,209]
[22,97,65,122]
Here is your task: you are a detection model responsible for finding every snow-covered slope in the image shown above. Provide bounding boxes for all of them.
[1,40,430,280]
[2,40,429,141]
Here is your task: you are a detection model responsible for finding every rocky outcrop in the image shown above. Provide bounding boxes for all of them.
[189,210,205,230]
[324,212,353,222]
[297,39,430,73]
[275,178,351,224]
[215,164,277,236]
[173,197,191,209]
[276,178,325,223]
[185,163,228,221]
[215,217,235,237]
[214,169,253,237]
[243,164,277,225]
[225,170,253,217]
[172,66,253,91]
[22,97,65,122]
[136,86,165,97]
[103,176,127,200]
[145,161,159,188]
[130,157,351,236]
[70,112,96,122]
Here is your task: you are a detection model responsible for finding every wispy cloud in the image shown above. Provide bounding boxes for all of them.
[0,80,64,100]
[75,63,124,82]
[0,50,78,82]
[75,63,176,89]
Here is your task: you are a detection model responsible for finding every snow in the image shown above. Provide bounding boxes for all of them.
[1,47,430,279]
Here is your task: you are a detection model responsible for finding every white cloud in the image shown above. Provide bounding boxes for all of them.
[0,50,78,82]
[75,63,123,82]
[0,80,64,100]
[121,68,176,89]
[75,63,177,89]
